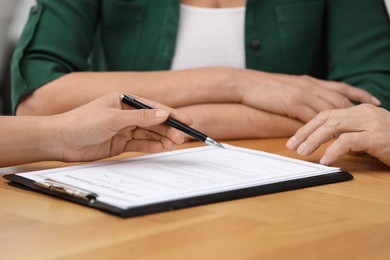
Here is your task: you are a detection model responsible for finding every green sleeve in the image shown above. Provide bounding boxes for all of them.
[11,0,99,113]
[327,0,390,109]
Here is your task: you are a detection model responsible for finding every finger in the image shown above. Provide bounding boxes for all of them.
[132,127,184,145]
[306,96,339,113]
[124,139,175,153]
[109,133,132,157]
[159,136,178,151]
[96,92,125,109]
[321,81,381,106]
[296,126,335,156]
[113,107,185,144]
[320,132,370,165]
[288,106,366,152]
[297,107,374,155]
[141,123,185,144]
[335,83,381,105]
[294,110,348,155]
[291,105,318,123]
[295,108,368,155]
[126,96,193,126]
[316,85,354,109]
[109,109,170,131]
[110,128,177,155]
[287,110,331,150]
[299,77,352,109]
[132,128,164,141]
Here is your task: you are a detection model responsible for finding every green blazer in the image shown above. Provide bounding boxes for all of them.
[11,0,390,112]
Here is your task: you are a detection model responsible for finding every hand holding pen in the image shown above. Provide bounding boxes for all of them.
[121,94,225,149]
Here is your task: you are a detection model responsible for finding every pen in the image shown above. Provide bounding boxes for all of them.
[121,94,225,149]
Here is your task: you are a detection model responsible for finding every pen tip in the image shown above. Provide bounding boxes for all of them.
[205,138,225,149]
[217,142,226,149]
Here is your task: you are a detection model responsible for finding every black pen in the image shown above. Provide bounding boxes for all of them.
[121,94,225,149]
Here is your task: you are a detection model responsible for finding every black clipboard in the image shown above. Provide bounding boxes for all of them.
[3,170,352,218]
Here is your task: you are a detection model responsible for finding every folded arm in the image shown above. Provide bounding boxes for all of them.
[178,103,304,140]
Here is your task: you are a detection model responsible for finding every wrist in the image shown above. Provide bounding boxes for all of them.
[230,67,253,104]
[213,67,244,103]
[37,115,65,162]
[234,69,272,107]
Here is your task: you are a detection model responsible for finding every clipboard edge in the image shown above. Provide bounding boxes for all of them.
[3,171,353,218]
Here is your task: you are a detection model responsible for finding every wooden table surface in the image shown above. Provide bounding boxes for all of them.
[1,138,389,260]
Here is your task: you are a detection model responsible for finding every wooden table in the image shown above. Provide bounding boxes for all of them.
[1,138,389,260]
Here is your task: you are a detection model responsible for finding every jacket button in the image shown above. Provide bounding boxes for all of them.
[31,5,38,14]
[250,39,261,50]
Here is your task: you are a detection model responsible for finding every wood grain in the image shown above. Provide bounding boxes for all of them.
[1,138,388,260]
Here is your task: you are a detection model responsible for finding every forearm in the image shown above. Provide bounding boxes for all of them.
[178,104,303,140]
[16,67,239,115]
[0,116,60,167]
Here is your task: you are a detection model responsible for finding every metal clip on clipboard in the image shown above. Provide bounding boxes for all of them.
[34,179,97,203]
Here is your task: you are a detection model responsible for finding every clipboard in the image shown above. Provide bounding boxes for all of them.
[3,145,353,218]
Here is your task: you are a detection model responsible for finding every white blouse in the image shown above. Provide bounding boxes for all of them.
[171,4,246,70]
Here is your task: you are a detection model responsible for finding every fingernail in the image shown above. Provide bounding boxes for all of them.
[297,142,307,155]
[286,136,297,149]
[320,156,328,165]
[372,96,381,106]
[155,110,169,118]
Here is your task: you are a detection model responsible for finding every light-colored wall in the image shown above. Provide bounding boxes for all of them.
[385,0,390,17]
[0,0,34,114]
[8,0,35,42]
[0,0,19,75]
[0,0,34,71]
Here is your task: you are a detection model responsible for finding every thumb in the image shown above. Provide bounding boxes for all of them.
[124,109,169,127]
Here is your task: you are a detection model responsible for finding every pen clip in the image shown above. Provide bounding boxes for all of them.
[34,179,97,203]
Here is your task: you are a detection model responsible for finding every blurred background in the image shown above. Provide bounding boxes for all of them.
[0,0,34,115]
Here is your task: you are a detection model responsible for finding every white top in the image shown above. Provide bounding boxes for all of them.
[385,0,390,18]
[171,4,246,70]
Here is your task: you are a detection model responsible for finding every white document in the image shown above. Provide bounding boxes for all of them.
[16,144,340,209]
